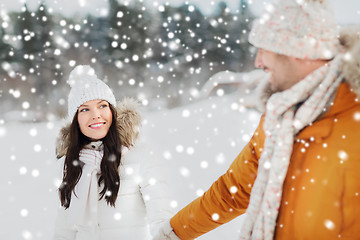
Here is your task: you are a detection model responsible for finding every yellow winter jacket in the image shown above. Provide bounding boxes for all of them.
[170,82,360,239]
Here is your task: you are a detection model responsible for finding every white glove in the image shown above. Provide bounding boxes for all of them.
[153,219,181,240]
[78,148,103,170]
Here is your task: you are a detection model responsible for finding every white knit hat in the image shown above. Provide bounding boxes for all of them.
[249,0,340,60]
[67,65,116,120]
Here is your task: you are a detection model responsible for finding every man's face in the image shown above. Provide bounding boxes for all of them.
[255,48,300,93]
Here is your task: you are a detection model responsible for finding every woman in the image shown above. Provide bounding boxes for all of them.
[54,65,173,240]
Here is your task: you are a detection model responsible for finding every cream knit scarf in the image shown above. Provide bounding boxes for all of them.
[68,141,103,240]
[240,55,344,240]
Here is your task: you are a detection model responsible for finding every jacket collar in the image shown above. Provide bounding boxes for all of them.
[297,82,359,141]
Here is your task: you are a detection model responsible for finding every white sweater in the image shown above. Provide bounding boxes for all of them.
[53,140,173,240]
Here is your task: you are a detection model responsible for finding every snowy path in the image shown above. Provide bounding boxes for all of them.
[0,94,261,239]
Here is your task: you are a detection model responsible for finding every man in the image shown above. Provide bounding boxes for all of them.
[155,0,360,239]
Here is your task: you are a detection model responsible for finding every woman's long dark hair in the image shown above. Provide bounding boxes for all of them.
[59,104,122,208]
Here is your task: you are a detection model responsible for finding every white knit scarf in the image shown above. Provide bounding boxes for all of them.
[240,55,344,240]
[68,141,103,240]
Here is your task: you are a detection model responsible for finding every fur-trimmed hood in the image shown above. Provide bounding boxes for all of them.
[340,26,360,97]
[56,97,141,159]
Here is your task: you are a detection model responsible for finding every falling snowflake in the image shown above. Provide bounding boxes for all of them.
[200,161,208,168]
[230,186,238,193]
[163,151,172,160]
[216,153,225,164]
[0,127,6,138]
[180,167,190,177]
[263,161,271,169]
[170,200,178,208]
[212,213,220,221]
[20,209,29,217]
[354,112,360,121]
[19,166,27,175]
[114,212,122,221]
[186,147,195,155]
[196,189,204,197]
[32,169,40,178]
[338,150,348,161]
[34,144,42,152]
[22,230,33,240]
[324,219,335,230]
[176,145,184,153]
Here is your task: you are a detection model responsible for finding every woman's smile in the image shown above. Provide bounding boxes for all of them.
[89,122,106,129]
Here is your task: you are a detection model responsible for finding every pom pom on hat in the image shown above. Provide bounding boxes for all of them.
[248,0,340,60]
[67,65,116,120]
[67,65,97,87]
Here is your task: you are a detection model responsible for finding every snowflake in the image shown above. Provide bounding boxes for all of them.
[212,213,220,221]
[179,167,190,177]
[32,169,40,178]
[22,230,33,240]
[19,166,27,175]
[196,189,204,197]
[114,212,122,221]
[182,109,190,118]
[20,209,29,217]
[230,186,238,194]
[337,150,348,161]
[120,43,127,49]
[170,200,178,208]
[324,219,335,230]
[354,112,360,121]
[186,147,195,155]
[0,127,6,138]
[200,161,208,168]
[34,144,42,152]
[22,101,30,110]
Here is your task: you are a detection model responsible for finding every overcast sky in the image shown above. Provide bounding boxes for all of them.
[0,0,359,24]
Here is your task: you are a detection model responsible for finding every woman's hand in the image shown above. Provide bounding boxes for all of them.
[153,219,181,240]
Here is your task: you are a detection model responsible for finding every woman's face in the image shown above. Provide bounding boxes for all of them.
[77,99,113,140]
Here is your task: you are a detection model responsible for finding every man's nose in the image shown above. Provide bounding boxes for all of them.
[254,49,263,68]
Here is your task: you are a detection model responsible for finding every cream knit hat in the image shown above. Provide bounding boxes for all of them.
[249,0,340,60]
[67,65,116,120]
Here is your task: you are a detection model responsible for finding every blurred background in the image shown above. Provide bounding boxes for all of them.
[0,0,358,122]
[0,0,258,121]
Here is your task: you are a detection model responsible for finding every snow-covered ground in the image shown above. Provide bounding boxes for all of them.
[0,93,261,240]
